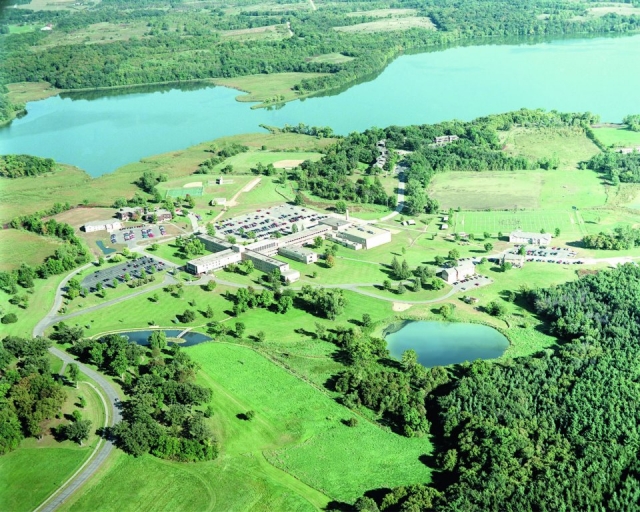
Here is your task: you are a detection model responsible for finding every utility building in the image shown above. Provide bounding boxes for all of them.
[509,230,552,246]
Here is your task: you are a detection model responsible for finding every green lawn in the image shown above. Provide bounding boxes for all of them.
[0,447,89,512]
[307,53,354,64]
[592,126,640,148]
[453,210,581,238]
[210,151,322,175]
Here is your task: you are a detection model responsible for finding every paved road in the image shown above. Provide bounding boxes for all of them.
[379,166,405,222]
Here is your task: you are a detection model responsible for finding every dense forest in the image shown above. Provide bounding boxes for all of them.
[296,109,598,213]
[346,264,640,511]
[587,149,640,184]
[63,328,218,461]
[1,0,639,100]
[0,154,55,178]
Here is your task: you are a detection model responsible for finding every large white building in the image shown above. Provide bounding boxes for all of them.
[509,230,552,246]
[336,224,391,250]
[83,220,123,233]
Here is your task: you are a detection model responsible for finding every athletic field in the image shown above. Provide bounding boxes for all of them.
[454,209,583,236]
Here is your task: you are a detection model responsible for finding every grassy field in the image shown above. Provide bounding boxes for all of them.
[453,210,581,238]
[57,342,429,510]
[0,378,106,512]
[211,73,328,106]
[345,8,418,18]
[592,126,640,148]
[220,24,289,42]
[0,229,62,271]
[335,16,436,33]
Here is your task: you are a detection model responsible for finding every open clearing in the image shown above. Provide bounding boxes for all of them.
[345,8,418,18]
[335,16,436,33]
[37,21,149,48]
[587,4,640,17]
[6,82,61,105]
[501,127,600,169]
[220,24,289,41]
[16,0,99,11]
[0,229,61,271]
[307,53,354,64]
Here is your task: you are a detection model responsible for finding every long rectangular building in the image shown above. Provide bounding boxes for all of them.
[509,230,552,246]
[278,246,318,264]
[186,249,242,274]
[337,224,391,249]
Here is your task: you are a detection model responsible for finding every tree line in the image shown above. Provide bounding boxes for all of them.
[0,154,55,178]
[351,264,640,510]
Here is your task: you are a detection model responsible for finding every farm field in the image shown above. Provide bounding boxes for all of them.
[220,24,289,41]
[307,52,354,64]
[0,229,61,271]
[592,126,640,147]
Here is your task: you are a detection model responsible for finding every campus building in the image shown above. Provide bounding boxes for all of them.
[116,207,142,221]
[186,204,391,282]
[82,220,123,233]
[502,253,525,268]
[278,246,318,264]
[144,208,173,222]
[441,261,476,284]
[509,230,552,246]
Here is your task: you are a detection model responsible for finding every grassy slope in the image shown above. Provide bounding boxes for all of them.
[0,229,62,271]
[592,126,640,148]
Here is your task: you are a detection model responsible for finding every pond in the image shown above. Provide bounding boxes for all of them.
[385,320,509,368]
[115,329,212,347]
[1,33,639,176]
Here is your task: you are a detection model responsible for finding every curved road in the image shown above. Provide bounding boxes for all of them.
[33,265,126,512]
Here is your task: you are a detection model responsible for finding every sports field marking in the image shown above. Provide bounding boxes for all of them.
[183,181,203,188]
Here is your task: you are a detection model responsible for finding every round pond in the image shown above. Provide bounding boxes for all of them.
[385,321,509,368]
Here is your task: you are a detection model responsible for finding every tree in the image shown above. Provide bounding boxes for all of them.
[434,256,446,267]
[325,254,336,268]
[448,249,460,261]
[313,236,324,249]
[362,314,372,329]
[294,192,305,206]
[65,419,92,446]
[335,200,347,214]
[383,279,392,291]
[486,300,507,317]
[204,304,214,319]
[2,313,17,324]
[180,309,196,323]
[501,261,513,272]
[68,363,80,388]
[554,227,561,237]
[277,295,293,314]
[256,331,266,343]
[484,231,491,239]
[241,260,255,275]
[431,278,445,291]
[235,322,246,338]
[245,410,256,421]
[397,282,406,295]
[149,330,167,350]
[206,223,216,237]
[518,245,527,256]
[345,417,358,427]
[484,242,493,252]
[439,303,455,318]
[150,243,159,251]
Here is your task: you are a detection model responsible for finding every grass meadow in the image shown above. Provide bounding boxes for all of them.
[453,210,582,238]
[0,229,62,271]
[592,126,640,148]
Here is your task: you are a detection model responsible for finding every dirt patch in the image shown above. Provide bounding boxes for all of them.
[51,206,119,229]
[335,16,436,33]
[273,159,305,169]
[183,181,203,188]
[393,302,412,312]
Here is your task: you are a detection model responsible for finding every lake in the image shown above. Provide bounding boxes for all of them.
[1,33,640,176]
[115,329,212,347]
[385,320,509,368]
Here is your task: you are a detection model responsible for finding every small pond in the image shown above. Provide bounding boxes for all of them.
[95,240,116,255]
[385,321,509,368]
[115,329,211,347]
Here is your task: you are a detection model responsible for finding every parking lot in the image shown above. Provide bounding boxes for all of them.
[109,224,167,246]
[80,256,170,292]
[512,245,581,264]
[215,204,328,242]
[453,274,493,292]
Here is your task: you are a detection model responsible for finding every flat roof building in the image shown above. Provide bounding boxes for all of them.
[83,220,123,233]
[278,246,318,264]
[503,253,525,268]
[320,217,351,231]
[186,249,242,274]
[337,224,391,250]
[509,230,552,246]
[281,268,301,284]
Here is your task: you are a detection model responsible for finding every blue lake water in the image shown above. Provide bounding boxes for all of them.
[385,320,509,367]
[1,33,640,176]
[116,329,211,347]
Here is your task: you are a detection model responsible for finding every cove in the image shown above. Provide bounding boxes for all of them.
[114,329,212,347]
[385,321,509,368]
[1,33,640,176]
